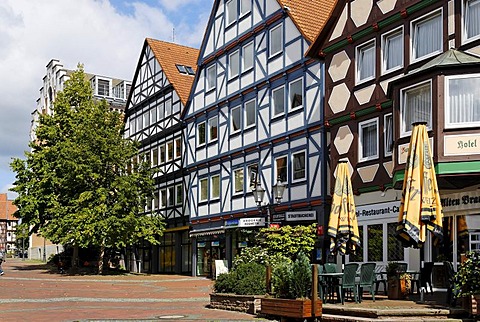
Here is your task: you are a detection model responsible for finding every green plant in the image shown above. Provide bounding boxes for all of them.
[213,262,266,295]
[271,252,312,299]
[454,251,480,297]
[386,262,400,278]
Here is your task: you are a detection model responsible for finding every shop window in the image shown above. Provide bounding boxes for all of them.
[368,224,383,262]
[350,225,364,262]
[387,223,404,261]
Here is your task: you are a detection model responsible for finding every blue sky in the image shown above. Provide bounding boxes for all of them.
[0,0,213,198]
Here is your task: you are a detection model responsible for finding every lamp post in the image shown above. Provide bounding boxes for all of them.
[252,176,286,227]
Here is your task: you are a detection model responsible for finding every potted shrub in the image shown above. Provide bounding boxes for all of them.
[454,251,480,317]
[261,252,322,319]
[386,262,407,299]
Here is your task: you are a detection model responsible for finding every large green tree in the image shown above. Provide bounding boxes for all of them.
[11,65,164,274]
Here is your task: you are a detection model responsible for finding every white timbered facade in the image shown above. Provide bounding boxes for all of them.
[124,39,198,275]
[184,0,335,276]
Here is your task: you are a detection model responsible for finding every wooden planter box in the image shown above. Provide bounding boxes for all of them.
[261,297,322,318]
[462,294,480,317]
[387,277,407,300]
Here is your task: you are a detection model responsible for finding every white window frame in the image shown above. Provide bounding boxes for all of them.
[231,106,241,134]
[356,39,376,84]
[240,0,251,16]
[289,78,303,111]
[381,27,404,75]
[275,156,288,183]
[384,113,394,157]
[199,178,208,202]
[198,121,206,146]
[358,118,379,162]
[160,189,167,209]
[272,85,285,117]
[269,24,283,58]
[209,116,219,142]
[292,150,306,182]
[175,138,182,159]
[242,42,254,72]
[175,184,183,205]
[152,147,159,166]
[167,186,175,206]
[166,141,174,162]
[206,64,216,91]
[165,97,172,117]
[247,163,258,190]
[211,174,220,199]
[233,168,244,194]
[411,9,443,63]
[463,0,480,44]
[445,74,480,129]
[96,77,112,97]
[400,80,432,137]
[229,50,240,79]
[244,98,256,129]
[226,0,237,26]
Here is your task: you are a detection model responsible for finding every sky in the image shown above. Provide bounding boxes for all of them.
[0,0,213,199]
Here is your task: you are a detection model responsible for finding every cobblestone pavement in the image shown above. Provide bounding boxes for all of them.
[0,258,263,322]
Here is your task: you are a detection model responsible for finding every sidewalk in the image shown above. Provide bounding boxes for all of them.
[0,258,263,322]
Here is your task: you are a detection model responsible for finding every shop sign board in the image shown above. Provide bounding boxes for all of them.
[444,134,480,156]
[285,211,316,222]
[398,138,434,164]
[356,201,400,221]
[239,217,265,227]
[225,219,239,228]
[272,213,285,221]
[440,190,480,212]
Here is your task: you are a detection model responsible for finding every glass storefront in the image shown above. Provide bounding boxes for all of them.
[159,233,175,273]
[196,235,226,277]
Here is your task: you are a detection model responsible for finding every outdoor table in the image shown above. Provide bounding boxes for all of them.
[319,272,343,303]
[407,270,420,293]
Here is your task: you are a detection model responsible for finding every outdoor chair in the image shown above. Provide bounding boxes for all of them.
[412,262,434,294]
[374,265,387,295]
[397,262,408,274]
[324,263,338,273]
[317,264,326,301]
[444,261,456,306]
[357,262,376,302]
[338,263,359,304]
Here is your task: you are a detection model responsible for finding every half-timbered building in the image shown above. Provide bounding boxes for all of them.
[124,39,199,274]
[307,0,480,278]
[184,0,335,276]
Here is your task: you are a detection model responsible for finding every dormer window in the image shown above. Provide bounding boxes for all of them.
[97,78,111,97]
[176,64,187,74]
[176,64,195,76]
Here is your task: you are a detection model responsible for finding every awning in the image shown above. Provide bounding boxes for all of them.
[189,227,225,237]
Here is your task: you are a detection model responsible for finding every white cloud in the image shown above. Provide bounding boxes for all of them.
[0,0,210,192]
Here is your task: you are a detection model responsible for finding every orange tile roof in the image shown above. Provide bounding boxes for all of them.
[277,0,336,43]
[146,39,199,107]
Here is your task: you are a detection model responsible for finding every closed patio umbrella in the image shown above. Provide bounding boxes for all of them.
[328,161,360,255]
[396,123,443,248]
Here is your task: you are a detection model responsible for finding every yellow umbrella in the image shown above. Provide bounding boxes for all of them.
[328,161,360,255]
[397,123,443,248]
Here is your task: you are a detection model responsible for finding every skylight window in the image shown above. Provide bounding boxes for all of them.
[176,64,195,76]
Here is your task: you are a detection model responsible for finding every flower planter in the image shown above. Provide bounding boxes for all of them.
[387,277,407,300]
[261,297,322,318]
[462,294,480,317]
[209,293,264,315]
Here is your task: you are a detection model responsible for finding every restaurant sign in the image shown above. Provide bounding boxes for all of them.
[398,138,434,164]
[356,201,400,220]
[440,190,480,212]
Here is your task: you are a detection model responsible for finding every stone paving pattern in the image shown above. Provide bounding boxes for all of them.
[0,258,263,322]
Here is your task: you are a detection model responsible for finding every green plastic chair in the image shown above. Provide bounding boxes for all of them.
[357,263,376,302]
[323,263,338,273]
[317,264,326,301]
[338,263,359,304]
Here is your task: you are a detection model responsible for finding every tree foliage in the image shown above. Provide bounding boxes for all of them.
[10,65,164,270]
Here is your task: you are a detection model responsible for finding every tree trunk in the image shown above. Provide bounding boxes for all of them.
[71,245,79,273]
[98,244,105,275]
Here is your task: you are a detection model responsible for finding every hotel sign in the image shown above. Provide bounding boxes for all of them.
[444,134,480,156]
[398,138,434,164]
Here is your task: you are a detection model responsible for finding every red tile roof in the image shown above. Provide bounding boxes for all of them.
[0,194,18,221]
[146,39,199,107]
[277,0,337,43]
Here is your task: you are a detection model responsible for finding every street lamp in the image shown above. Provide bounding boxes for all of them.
[252,176,286,227]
